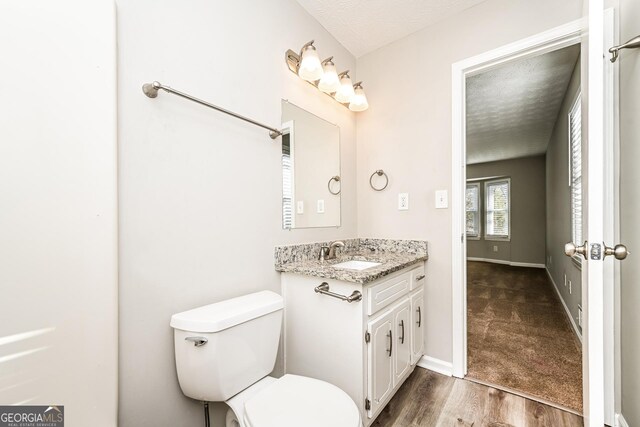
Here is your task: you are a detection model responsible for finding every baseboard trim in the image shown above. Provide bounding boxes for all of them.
[467,257,545,269]
[545,268,582,343]
[617,413,629,427]
[417,355,453,377]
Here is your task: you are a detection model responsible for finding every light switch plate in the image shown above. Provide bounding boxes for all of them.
[296,201,304,215]
[435,190,448,209]
[398,193,409,210]
[317,199,325,214]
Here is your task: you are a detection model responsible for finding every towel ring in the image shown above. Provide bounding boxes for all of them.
[328,176,341,195]
[369,170,388,191]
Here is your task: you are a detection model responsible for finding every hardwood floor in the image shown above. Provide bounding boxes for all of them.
[372,368,583,427]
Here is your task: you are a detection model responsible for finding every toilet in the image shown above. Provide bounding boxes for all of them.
[170,290,362,427]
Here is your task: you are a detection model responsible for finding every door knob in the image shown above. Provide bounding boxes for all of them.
[603,243,629,260]
[565,241,588,259]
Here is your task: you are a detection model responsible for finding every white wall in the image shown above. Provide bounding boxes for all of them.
[0,1,118,425]
[116,1,357,425]
[355,0,582,364]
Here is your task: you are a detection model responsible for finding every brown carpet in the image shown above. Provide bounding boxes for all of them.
[466,261,583,413]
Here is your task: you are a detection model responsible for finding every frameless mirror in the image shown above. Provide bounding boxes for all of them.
[281,100,341,229]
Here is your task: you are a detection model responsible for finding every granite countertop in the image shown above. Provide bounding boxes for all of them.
[275,249,427,284]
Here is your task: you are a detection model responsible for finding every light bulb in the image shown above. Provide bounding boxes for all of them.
[334,73,355,103]
[318,59,340,93]
[298,45,323,82]
[349,84,369,112]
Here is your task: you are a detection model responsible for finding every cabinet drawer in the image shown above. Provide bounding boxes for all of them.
[367,272,410,315]
[410,265,426,290]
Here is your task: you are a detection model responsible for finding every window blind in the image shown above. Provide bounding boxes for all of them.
[282,134,293,229]
[485,179,510,238]
[569,95,582,248]
[466,183,480,237]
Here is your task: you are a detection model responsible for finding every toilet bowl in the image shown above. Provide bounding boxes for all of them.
[170,291,362,427]
[225,375,361,427]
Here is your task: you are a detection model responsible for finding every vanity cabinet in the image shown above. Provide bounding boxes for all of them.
[282,262,426,425]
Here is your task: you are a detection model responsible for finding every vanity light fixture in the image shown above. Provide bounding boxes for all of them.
[285,41,369,111]
[334,71,356,103]
[349,82,369,112]
[298,41,323,81]
[318,57,341,93]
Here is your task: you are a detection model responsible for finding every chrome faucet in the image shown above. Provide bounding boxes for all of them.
[318,244,330,261]
[326,241,345,260]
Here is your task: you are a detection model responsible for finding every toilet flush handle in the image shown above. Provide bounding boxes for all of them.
[185,336,208,347]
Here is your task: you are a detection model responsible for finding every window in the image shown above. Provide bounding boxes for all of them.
[282,131,294,229]
[569,94,582,255]
[485,178,510,239]
[466,183,480,238]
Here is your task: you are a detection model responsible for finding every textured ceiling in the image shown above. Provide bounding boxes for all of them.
[466,44,580,165]
[294,0,490,57]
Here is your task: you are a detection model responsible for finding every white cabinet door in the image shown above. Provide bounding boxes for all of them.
[367,309,393,418]
[393,299,411,384]
[410,289,424,365]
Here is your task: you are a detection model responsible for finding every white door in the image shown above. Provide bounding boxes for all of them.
[565,2,631,426]
[410,290,425,365]
[367,309,393,418]
[393,299,412,383]
[615,1,640,426]
[0,1,118,425]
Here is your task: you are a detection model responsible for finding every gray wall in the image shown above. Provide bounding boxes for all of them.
[116,1,357,426]
[355,0,582,364]
[619,0,640,423]
[545,56,582,332]
[466,156,546,265]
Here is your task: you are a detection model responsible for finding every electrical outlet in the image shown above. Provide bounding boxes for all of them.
[564,274,567,287]
[398,193,409,210]
[316,199,325,214]
[569,280,572,294]
[296,201,304,215]
[578,306,583,327]
[548,255,552,267]
[493,246,498,252]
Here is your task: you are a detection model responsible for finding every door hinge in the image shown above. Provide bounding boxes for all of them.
[365,398,371,411]
[365,331,370,343]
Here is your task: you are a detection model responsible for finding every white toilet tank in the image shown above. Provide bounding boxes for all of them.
[170,291,283,402]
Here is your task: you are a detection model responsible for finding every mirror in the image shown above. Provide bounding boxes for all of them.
[281,100,341,229]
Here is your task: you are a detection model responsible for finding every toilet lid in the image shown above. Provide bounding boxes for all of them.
[244,375,361,427]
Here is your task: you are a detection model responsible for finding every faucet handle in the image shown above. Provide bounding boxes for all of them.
[319,245,329,261]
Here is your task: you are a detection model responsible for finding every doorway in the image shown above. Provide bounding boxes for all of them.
[462,43,583,413]
[451,14,620,427]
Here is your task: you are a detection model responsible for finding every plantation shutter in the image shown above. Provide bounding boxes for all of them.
[282,134,293,229]
[569,95,582,247]
[485,179,510,238]
[466,183,480,237]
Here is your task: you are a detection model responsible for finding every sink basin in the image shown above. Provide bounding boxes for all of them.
[332,260,382,271]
